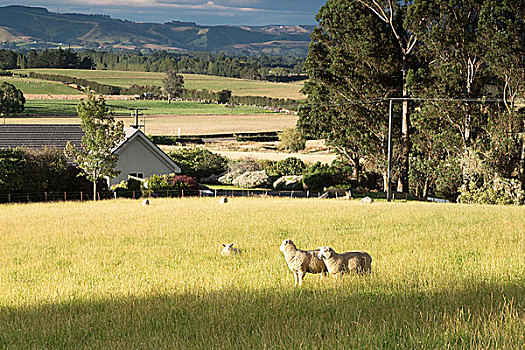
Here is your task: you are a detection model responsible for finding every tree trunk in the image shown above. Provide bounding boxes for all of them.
[462,111,472,190]
[352,157,361,183]
[93,180,97,201]
[520,119,525,190]
[399,54,410,193]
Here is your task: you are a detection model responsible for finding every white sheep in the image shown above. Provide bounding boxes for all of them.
[142,198,150,206]
[317,246,372,278]
[221,243,241,255]
[280,239,328,287]
[361,196,374,203]
[219,197,228,204]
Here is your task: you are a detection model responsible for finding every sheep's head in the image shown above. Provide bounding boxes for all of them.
[280,239,296,252]
[317,246,333,259]
[221,243,235,255]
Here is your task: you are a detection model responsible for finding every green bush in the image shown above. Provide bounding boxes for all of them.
[145,174,199,194]
[263,157,307,177]
[0,147,88,195]
[278,127,306,152]
[302,162,337,192]
[168,148,228,179]
[458,177,525,205]
[111,177,144,198]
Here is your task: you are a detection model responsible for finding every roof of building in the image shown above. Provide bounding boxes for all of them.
[0,125,180,173]
[0,124,84,149]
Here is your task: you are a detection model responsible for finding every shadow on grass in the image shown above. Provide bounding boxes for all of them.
[0,279,523,349]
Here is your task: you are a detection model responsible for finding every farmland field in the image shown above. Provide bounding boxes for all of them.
[14,69,305,100]
[19,99,272,116]
[0,198,523,349]
[0,76,83,95]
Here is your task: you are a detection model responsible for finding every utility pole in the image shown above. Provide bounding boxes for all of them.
[387,99,393,202]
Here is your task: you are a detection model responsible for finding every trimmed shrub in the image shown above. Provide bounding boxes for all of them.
[302,162,337,192]
[168,148,228,179]
[145,173,199,194]
[263,157,307,177]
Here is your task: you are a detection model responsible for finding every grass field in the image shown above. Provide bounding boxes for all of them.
[19,99,272,116]
[0,198,523,349]
[0,76,83,95]
[14,69,305,100]
[8,114,297,136]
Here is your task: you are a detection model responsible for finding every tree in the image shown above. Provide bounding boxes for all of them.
[356,0,418,192]
[479,0,525,188]
[298,0,399,183]
[163,69,184,103]
[66,94,125,200]
[217,89,231,104]
[0,82,25,124]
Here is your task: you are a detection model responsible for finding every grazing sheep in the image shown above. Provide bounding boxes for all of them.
[221,243,241,255]
[279,239,328,287]
[361,196,374,203]
[142,198,150,206]
[219,197,228,204]
[317,246,372,278]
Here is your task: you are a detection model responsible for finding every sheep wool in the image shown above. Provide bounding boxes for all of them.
[280,239,328,287]
[318,246,372,276]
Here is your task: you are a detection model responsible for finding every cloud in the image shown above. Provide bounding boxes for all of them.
[1,0,324,25]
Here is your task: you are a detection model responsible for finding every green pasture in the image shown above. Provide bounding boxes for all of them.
[21,99,272,116]
[0,198,523,349]
[14,69,305,100]
[0,76,83,95]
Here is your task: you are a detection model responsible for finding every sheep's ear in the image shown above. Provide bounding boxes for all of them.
[230,243,234,247]
[222,244,226,247]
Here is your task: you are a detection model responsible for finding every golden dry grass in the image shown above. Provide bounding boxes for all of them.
[0,198,523,349]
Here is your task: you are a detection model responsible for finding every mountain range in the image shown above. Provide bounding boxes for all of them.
[0,5,314,55]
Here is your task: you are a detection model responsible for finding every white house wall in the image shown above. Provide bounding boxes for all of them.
[110,136,177,186]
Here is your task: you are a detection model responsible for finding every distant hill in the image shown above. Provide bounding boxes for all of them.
[0,6,314,55]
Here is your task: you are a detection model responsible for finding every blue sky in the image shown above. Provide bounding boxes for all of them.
[0,0,326,25]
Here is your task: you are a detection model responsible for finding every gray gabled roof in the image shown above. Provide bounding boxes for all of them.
[0,124,181,173]
[0,124,83,149]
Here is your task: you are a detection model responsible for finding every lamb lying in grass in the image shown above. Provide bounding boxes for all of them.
[221,243,241,255]
[280,239,328,287]
[317,246,372,277]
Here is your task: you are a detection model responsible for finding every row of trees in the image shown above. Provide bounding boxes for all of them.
[0,49,305,81]
[299,0,525,200]
[0,48,94,70]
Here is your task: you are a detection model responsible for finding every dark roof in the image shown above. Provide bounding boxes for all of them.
[0,124,84,150]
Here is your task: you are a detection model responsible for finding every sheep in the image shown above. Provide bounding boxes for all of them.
[361,196,374,204]
[317,246,372,278]
[279,239,328,287]
[219,196,228,204]
[221,243,241,255]
[142,198,150,206]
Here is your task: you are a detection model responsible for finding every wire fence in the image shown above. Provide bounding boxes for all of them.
[0,189,333,204]
[0,188,413,204]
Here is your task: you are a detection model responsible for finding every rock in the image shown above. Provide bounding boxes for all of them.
[273,175,304,191]
[218,170,244,185]
[232,170,270,188]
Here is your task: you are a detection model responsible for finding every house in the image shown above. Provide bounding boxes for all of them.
[0,124,181,186]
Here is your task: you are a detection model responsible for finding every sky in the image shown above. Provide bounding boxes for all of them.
[0,0,326,26]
